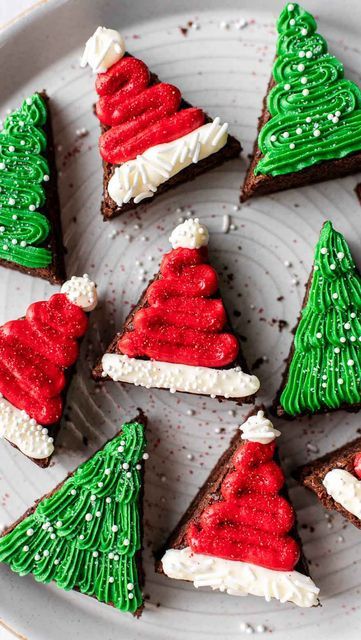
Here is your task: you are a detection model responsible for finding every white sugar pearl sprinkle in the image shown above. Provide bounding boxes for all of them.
[27,528,34,536]
[111,525,118,532]
[303,89,310,96]
[85,513,93,522]
[289,143,295,149]
[284,83,291,90]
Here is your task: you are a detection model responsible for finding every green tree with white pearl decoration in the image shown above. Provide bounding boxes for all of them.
[256,3,361,176]
[280,221,361,415]
[0,420,146,614]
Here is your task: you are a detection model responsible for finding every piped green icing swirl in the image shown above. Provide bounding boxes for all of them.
[280,221,361,415]
[0,421,146,614]
[255,3,361,176]
[0,93,52,268]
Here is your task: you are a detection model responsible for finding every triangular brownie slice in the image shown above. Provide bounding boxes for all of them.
[296,437,361,529]
[276,221,361,418]
[93,219,259,402]
[81,27,241,220]
[156,407,319,607]
[0,92,66,283]
[241,3,361,201]
[0,275,97,467]
[0,415,147,617]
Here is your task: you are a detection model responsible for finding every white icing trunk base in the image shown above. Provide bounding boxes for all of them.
[0,396,54,460]
[161,547,319,608]
[101,354,260,398]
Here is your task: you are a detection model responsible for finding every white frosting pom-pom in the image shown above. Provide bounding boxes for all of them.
[80,26,125,73]
[61,274,98,312]
[240,410,281,445]
[169,218,209,250]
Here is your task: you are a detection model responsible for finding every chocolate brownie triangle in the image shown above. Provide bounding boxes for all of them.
[0,92,66,283]
[93,219,259,403]
[156,406,319,607]
[0,414,147,617]
[276,221,361,418]
[81,28,241,220]
[0,275,97,467]
[241,3,361,202]
[295,437,361,530]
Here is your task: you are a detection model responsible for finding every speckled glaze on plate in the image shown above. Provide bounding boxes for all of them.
[1,1,361,639]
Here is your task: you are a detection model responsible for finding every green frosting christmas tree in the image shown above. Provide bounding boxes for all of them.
[256,3,361,176]
[280,221,361,416]
[0,420,146,615]
[0,93,52,268]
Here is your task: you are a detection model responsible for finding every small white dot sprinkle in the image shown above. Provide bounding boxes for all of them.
[43,550,49,557]
[128,592,134,599]
[330,264,336,270]
[105,468,111,475]
[127,583,134,590]
[96,511,101,517]
[90,495,96,501]
[143,453,149,460]
[109,577,114,583]
[123,538,130,546]
[43,174,49,181]
[70,489,76,495]
[301,28,308,36]
[306,116,312,123]
[282,131,289,138]
[296,127,302,134]
[338,378,344,385]
[337,252,344,259]
[344,323,351,330]
[106,497,111,503]
[270,135,277,142]
[284,83,291,90]
[54,559,60,565]
[301,76,308,84]
[111,525,118,532]
[289,143,295,149]
[347,359,354,366]
[93,551,98,558]
[316,332,322,339]
[320,247,328,254]
[340,337,346,343]
[85,513,93,522]
[122,462,129,470]
[335,110,341,117]
[298,63,305,71]
[289,18,295,26]
[334,347,340,353]
[303,89,310,97]
[35,554,41,561]
[288,3,294,10]
[332,116,339,124]
[332,292,339,299]
[299,51,305,58]
[306,50,312,58]
[29,204,35,211]
[27,528,34,536]
[23,545,29,552]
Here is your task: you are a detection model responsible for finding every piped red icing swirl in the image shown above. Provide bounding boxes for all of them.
[354,452,361,479]
[187,440,300,571]
[118,247,239,368]
[95,56,205,164]
[0,293,88,425]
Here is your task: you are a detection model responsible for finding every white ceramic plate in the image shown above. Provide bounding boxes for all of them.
[1,1,361,638]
